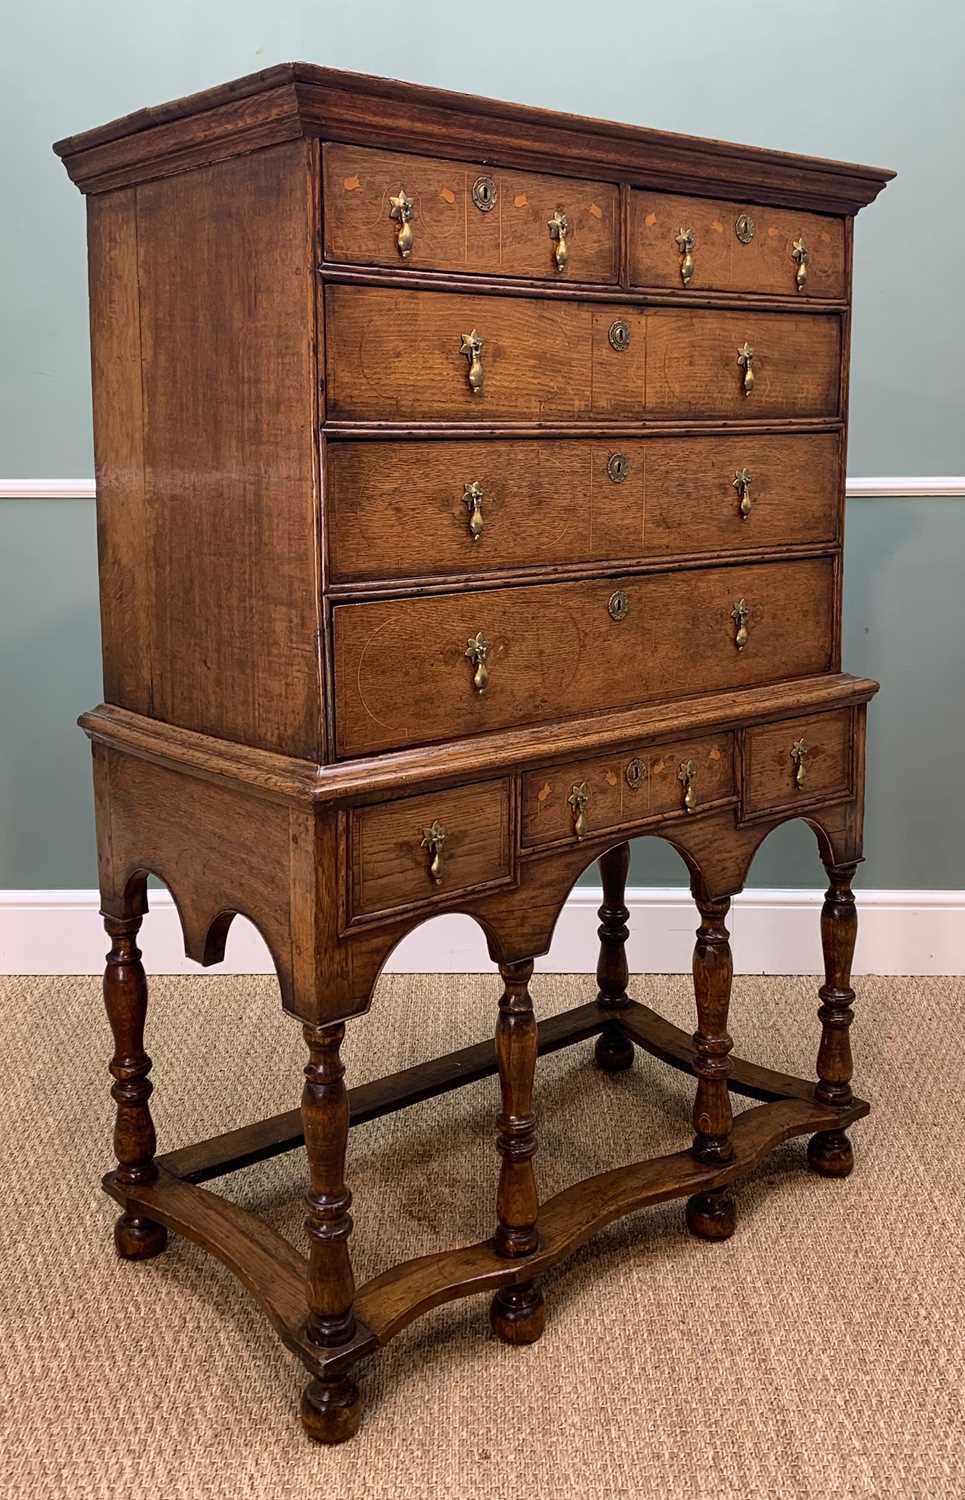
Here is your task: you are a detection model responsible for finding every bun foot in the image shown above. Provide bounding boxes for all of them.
[807,1128,854,1179]
[300,1376,364,1445]
[490,1281,545,1345]
[594,1022,635,1074]
[685,1190,736,1242]
[114,1212,168,1261]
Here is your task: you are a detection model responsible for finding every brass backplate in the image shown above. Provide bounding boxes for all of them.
[472,175,497,212]
[608,319,631,352]
[607,452,630,483]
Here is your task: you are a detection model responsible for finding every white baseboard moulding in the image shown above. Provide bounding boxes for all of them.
[3,477,965,501]
[1,886,961,978]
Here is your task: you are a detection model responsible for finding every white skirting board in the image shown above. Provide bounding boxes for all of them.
[0,887,961,977]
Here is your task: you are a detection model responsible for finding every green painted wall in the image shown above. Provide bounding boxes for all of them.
[1,0,963,889]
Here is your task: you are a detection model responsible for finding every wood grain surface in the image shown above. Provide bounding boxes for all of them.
[349,777,513,919]
[332,557,835,757]
[520,731,735,849]
[323,143,619,282]
[742,706,853,817]
[325,286,842,422]
[326,431,840,583]
[629,190,846,299]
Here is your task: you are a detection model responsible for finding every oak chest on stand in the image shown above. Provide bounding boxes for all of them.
[54,65,893,1443]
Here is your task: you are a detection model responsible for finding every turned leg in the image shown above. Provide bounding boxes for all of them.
[594,842,636,1073]
[103,914,167,1261]
[299,1022,364,1445]
[490,960,544,1345]
[808,862,859,1179]
[685,894,737,1242]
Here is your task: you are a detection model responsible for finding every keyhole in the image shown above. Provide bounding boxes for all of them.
[472,175,496,212]
[607,453,630,483]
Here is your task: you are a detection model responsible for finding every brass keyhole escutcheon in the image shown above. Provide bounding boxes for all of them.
[608,319,631,352]
[735,212,755,244]
[625,757,645,791]
[607,452,630,484]
[608,590,629,622]
[472,175,497,213]
[790,737,810,789]
[420,819,447,885]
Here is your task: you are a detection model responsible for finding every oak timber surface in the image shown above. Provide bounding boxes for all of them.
[332,557,835,757]
[325,287,842,423]
[326,431,840,583]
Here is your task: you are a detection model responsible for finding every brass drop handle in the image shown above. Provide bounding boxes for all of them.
[465,631,490,693]
[420,819,447,885]
[791,237,809,293]
[388,187,415,260]
[460,329,484,396]
[677,760,697,815]
[737,342,754,397]
[731,597,750,651]
[463,481,484,542]
[733,467,752,520]
[548,210,569,273]
[568,781,590,840]
[790,737,810,789]
[676,227,696,287]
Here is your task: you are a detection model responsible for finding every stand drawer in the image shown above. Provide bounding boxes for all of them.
[348,778,513,921]
[325,286,841,423]
[741,708,853,820]
[629,191,846,300]
[521,732,735,850]
[326,431,840,584]
[323,144,619,283]
[332,556,834,757]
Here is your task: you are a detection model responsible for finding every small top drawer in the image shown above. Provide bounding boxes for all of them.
[521,732,735,850]
[629,191,847,300]
[323,144,620,283]
[348,777,513,922]
[741,708,854,820]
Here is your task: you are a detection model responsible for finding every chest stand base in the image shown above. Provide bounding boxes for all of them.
[104,990,867,1412]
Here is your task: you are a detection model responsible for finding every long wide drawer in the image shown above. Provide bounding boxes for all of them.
[327,431,840,583]
[325,286,842,423]
[629,190,847,300]
[323,144,620,283]
[332,556,835,757]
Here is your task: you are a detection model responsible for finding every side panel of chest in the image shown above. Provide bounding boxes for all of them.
[87,141,323,758]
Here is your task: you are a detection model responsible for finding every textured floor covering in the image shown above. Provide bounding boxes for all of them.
[1,970,963,1499]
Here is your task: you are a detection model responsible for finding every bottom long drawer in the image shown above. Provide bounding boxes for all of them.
[332,557,835,758]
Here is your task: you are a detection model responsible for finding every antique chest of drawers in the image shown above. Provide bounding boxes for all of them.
[55,65,892,1445]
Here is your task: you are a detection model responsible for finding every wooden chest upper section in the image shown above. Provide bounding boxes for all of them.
[56,67,892,765]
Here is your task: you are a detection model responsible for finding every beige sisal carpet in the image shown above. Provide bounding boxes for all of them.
[1,971,963,1499]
